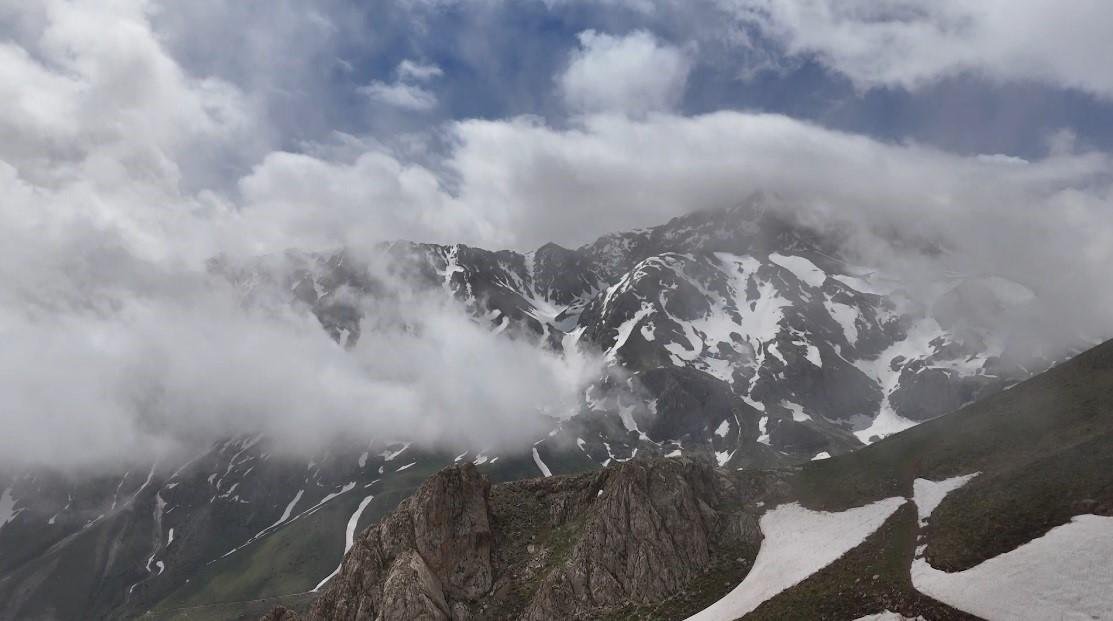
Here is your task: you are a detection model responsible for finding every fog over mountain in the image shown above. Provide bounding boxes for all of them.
[1,0,1111,475]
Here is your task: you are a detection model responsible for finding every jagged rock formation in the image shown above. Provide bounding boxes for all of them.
[268,458,775,621]
[308,464,492,620]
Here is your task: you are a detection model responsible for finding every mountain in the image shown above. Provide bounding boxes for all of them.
[266,337,1113,620]
[0,201,1067,619]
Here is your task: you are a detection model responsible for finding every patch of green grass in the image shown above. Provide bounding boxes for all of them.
[747,503,976,621]
[146,459,449,615]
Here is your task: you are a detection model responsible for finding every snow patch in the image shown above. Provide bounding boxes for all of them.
[824,298,860,346]
[714,419,730,438]
[315,493,377,592]
[911,515,1113,621]
[811,451,831,461]
[912,474,979,525]
[757,417,771,445]
[687,496,905,621]
[769,253,826,288]
[0,488,21,531]
[532,448,553,477]
[272,490,305,529]
[781,400,810,422]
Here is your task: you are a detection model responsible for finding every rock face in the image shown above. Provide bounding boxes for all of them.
[275,458,772,621]
[308,464,491,621]
[519,459,762,620]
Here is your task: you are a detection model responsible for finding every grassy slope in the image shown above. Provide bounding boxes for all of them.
[792,339,1113,567]
[140,447,595,619]
[730,339,1113,619]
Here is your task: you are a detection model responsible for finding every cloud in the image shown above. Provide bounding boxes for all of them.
[0,1,597,472]
[397,59,444,81]
[2,0,1112,474]
[359,80,439,110]
[0,246,601,470]
[730,0,1113,98]
[558,30,691,114]
[233,110,1113,356]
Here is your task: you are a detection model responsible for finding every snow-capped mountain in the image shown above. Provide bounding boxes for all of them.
[0,201,1056,619]
[309,199,1037,466]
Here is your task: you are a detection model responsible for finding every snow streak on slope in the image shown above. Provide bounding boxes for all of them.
[912,474,979,525]
[532,447,553,477]
[686,497,906,621]
[0,488,20,532]
[911,516,1113,620]
[909,472,1113,620]
[314,493,377,592]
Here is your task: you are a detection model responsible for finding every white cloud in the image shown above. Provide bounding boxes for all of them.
[397,58,444,81]
[2,0,1112,473]
[731,0,1113,98]
[559,30,691,114]
[233,110,1113,357]
[359,80,438,110]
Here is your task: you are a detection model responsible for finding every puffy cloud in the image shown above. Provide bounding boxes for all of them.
[359,80,439,110]
[397,59,444,81]
[730,0,1113,98]
[558,30,691,114]
[236,149,489,248]
[233,110,1113,355]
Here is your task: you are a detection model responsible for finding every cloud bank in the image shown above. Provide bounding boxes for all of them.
[729,0,1113,98]
[1,1,1112,472]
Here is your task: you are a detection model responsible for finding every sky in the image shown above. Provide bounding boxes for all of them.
[2,0,1113,470]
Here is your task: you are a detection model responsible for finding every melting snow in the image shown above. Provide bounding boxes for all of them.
[532,448,553,477]
[395,462,416,472]
[315,493,377,592]
[271,490,305,529]
[714,420,730,438]
[769,253,827,288]
[912,474,979,525]
[781,401,811,422]
[911,515,1113,620]
[687,497,905,621]
[0,488,21,531]
[757,417,771,445]
[803,342,822,367]
[824,297,860,346]
[608,303,654,361]
[811,451,831,461]
[380,443,410,462]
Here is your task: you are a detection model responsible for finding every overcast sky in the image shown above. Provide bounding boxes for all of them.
[2,0,1113,470]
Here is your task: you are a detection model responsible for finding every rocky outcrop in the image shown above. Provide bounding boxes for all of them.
[306,464,491,621]
[270,458,774,621]
[520,459,764,620]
